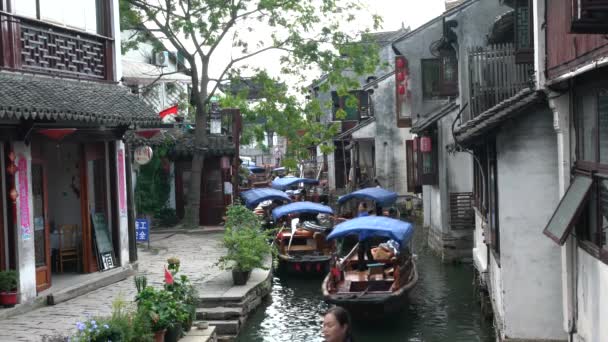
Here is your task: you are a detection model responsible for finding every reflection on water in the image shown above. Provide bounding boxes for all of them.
[238,223,495,342]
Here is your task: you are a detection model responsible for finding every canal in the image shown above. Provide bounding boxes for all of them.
[238,219,496,342]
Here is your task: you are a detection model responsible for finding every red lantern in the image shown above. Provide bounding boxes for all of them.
[9,188,18,202]
[413,137,419,152]
[8,151,15,162]
[396,57,405,68]
[6,163,16,175]
[420,136,432,153]
[398,85,406,95]
[397,72,405,81]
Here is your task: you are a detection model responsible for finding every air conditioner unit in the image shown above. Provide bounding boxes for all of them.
[154,51,169,67]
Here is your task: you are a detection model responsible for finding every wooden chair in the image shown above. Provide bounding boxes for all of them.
[58,224,80,273]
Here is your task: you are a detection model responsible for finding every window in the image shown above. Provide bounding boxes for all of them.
[416,131,438,186]
[575,87,608,167]
[571,0,608,34]
[15,0,101,34]
[571,175,608,262]
[487,142,499,255]
[406,140,420,193]
[514,0,533,64]
[421,57,458,99]
[331,90,368,121]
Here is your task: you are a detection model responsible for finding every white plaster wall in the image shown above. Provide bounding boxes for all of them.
[473,211,487,274]
[429,185,442,232]
[423,185,431,227]
[13,142,36,303]
[575,248,608,342]
[115,141,130,266]
[495,107,565,340]
[112,0,122,81]
[489,253,505,336]
[328,151,336,191]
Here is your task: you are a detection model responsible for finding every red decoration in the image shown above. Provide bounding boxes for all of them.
[397,72,405,81]
[159,105,179,119]
[413,137,419,152]
[398,85,406,95]
[6,163,16,175]
[135,129,161,139]
[420,136,432,153]
[396,57,406,68]
[164,267,174,285]
[9,188,18,202]
[38,128,77,141]
[295,263,301,272]
[8,152,15,162]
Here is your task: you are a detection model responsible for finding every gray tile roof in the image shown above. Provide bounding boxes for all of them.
[0,72,160,126]
[125,129,236,158]
[454,88,546,144]
[411,101,458,134]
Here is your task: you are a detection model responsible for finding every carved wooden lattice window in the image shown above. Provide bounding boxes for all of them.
[514,0,533,64]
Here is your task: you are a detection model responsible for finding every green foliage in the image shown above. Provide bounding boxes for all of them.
[135,286,189,332]
[134,145,173,220]
[0,270,17,292]
[217,204,272,272]
[155,207,179,227]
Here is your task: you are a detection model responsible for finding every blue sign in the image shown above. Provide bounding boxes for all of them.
[136,218,149,242]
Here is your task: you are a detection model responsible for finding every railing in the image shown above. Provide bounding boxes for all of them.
[467,43,533,121]
[0,12,113,81]
[450,192,475,230]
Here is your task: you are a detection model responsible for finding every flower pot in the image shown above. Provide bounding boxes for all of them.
[232,269,251,285]
[153,329,166,342]
[164,323,182,342]
[0,291,18,307]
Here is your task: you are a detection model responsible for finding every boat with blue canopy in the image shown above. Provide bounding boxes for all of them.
[247,165,266,174]
[322,216,418,318]
[337,187,399,218]
[271,176,319,191]
[240,188,292,210]
[272,201,336,276]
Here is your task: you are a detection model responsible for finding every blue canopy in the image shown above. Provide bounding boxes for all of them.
[271,176,319,190]
[273,167,286,172]
[272,201,334,220]
[247,165,266,174]
[326,216,414,244]
[240,188,292,209]
[337,187,398,207]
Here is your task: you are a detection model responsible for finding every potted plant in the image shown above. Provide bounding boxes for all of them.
[136,286,173,342]
[0,270,18,307]
[217,204,272,285]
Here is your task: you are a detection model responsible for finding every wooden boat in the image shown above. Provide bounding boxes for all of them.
[322,216,418,318]
[337,187,400,217]
[240,188,292,229]
[272,201,335,276]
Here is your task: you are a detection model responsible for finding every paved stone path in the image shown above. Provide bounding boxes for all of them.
[0,232,224,342]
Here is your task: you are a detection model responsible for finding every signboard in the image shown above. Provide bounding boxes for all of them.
[117,149,127,217]
[91,213,115,270]
[136,218,150,242]
[18,155,32,241]
[134,146,153,165]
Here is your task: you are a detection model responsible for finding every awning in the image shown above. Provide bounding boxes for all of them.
[0,72,159,126]
[543,175,593,245]
[336,117,375,140]
[411,101,458,134]
[121,60,192,85]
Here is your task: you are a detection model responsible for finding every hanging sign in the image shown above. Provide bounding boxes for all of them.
[18,155,31,241]
[134,146,153,165]
[420,136,432,153]
[117,149,127,217]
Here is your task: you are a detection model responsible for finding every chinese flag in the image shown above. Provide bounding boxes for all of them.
[164,267,174,285]
[159,105,178,119]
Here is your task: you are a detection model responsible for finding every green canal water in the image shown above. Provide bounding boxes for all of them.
[238,221,496,342]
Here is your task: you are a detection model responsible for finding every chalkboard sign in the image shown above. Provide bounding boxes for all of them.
[543,175,593,245]
[91,213,115,270]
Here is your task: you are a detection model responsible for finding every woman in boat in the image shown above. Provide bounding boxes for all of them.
[322,306,354,342]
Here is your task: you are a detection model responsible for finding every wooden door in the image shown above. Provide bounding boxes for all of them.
[82,143,107,273]
[199,157,225,225]
[31,160,51,292]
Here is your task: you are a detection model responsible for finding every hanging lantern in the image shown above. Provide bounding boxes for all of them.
[9,188,18,202]
[420,136,432,153]
[397,72,405,81]
[398,85,406,95]
[396,56,405,68]
[6,163,17,175]
[37,128,77,141]
[413,137,419,152]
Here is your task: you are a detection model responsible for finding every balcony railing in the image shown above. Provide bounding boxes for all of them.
[466,43,533,121]
[0,12,113,81]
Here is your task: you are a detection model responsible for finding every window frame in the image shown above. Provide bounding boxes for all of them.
[570,0,608,34]
[421,57,459,99]
[514,0,534,64]
[331,90,368,121]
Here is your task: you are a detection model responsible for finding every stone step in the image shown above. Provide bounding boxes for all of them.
[181,326,217,342]
[197,320,240,336]
[196,307,243,320]
[197,298,244,309]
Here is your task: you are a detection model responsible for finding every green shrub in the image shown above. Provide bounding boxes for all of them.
[0,270,17,292]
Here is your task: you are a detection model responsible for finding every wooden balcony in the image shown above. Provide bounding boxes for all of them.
[466,43,533,121]
[571,0,608,33]
[0,12,114,81]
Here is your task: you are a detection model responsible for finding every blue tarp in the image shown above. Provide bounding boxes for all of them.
[247,165,266,174]
[273,167,286,172]
[326,216,414,244]
[271,176,319,190]
[337,187,398,207]
[240,188,292,209]
[272,201,334,220]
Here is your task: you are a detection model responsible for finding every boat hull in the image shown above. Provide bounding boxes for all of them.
[277,254,331,276]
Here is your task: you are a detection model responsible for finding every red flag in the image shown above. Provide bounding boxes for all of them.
[159,105,178,119]
[164,267,174,285]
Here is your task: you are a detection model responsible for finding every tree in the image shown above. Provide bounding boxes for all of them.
[120,0,382,226]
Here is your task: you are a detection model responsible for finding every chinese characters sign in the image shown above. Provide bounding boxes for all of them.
[136,218,149,242]
[18,155,32,241]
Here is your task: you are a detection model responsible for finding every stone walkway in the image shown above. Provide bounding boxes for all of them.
[0,232,225,342]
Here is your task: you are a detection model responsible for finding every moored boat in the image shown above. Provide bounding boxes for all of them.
[322,216,418,319]
[240,188,292,229]
[272,201,335,276]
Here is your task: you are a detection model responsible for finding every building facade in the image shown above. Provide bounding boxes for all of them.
[0,0,157,304]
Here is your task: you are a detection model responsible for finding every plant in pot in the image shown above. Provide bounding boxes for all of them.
[0,270,18,307]
[217,204,272,285]
[136,286,174,342]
